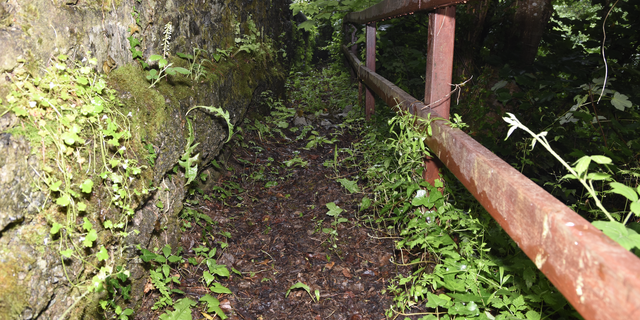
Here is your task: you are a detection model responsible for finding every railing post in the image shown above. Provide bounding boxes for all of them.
[365,22,376,120]
[352,25,363,113]
[424,6,456,186]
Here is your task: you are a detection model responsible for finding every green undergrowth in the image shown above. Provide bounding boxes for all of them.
[279,62,578,319]
[334,104,579,320]
[124,12,285,320]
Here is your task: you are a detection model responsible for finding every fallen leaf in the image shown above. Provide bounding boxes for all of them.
[143,279,155,293]
[201,312,214,320]
[128,23,140,36]
[219,299,232,311]
[325,261,335,270]
[342,267,352,278]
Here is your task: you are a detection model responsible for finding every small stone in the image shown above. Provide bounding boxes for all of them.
[293,116,308,127]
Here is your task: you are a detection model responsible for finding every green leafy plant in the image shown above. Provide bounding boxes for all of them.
[127,5,146,68]
[146,54,190,88]
[319,101,576,319]
[186,105,233,142]
[286,282,320,302]
[200,294,228,320]
[504,113,640,250]
[283,153,308,167]
[178,118,200,186]
[2,53,151,318]
[158,298,196,320]
[304,131,337,149]
[231,15,276,65]
[176,48,214,82]
[140,244,185,310]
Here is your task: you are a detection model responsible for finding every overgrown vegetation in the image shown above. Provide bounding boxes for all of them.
[0,1,282,318]
[1,53,144,318]
[289,0,638,318]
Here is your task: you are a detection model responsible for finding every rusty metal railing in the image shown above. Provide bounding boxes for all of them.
[342,1,640,320]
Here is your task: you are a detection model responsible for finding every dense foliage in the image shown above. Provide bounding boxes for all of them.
[289,0,640,318]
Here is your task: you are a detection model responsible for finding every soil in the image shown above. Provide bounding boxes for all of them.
[134,110,415,319]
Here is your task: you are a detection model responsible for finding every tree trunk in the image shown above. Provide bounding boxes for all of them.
[508,0,554,66]
[454,0,492,81]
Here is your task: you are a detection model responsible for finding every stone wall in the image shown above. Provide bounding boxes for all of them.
[0,0,292,318]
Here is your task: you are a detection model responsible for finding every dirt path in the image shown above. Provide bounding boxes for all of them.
[135,108,412,319]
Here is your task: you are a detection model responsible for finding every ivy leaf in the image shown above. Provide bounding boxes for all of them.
[61,248,74,258]
[50,222,63,235]
[50,180,62,192]
[61,130,84,145]
[200,294,227,319]
[83,229,98,247]
[325,202,343,217]
[83,217,93,231]
[80,179,94,193]
[209,282,232,294]
[127,36,141,49]
[202,271,215,286]
[412,194,433,207]
[611,92,632,111]
[97,246,109,261]
[337,178,359,193]
[56,194,71,206]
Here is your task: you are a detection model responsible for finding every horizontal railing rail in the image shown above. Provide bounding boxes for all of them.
[343,0,468,24]
[342,1,640,320]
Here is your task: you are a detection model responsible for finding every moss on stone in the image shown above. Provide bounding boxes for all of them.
[0,258,29,319]
[107,64,169,142]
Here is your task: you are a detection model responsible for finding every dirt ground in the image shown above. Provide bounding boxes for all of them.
[134,109,416,319]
